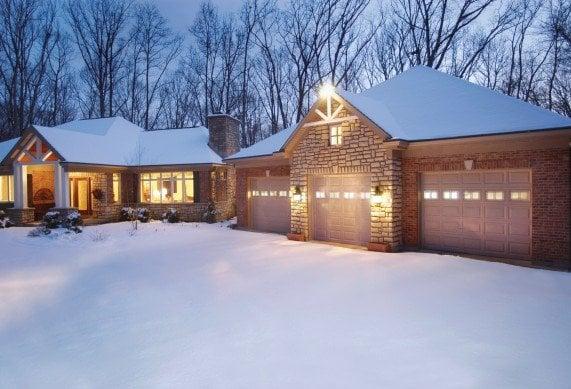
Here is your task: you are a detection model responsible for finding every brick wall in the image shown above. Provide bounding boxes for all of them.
[289,109,402,248]
[207,115,241,158]
[402,147,570,269]
[235,165,290,228]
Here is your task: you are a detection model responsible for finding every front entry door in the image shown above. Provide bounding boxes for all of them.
[70,178,92,215]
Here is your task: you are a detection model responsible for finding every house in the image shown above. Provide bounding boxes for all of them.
[224,66,571,270]
[0,114,240,224]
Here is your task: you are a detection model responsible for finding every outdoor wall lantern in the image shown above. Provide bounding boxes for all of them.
[293,186,303,202]
[371,185,384,205]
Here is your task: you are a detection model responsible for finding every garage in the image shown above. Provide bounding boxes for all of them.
[250,176,291,233]
[311,175,371,246]
[421,170,532,259]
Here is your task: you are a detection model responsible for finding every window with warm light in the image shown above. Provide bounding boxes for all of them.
[443,190,459,200]
[279,190,288,197]
[111,173,121,203]
[140,172,194,204]
[330,126,342,145]
[315,191,326,199]
[329,192,340,199]
[343,192,355,199]
[464,191,480,200]
[510,191,530,201]
[423,190,438,200]
[486,191,504,201]
[0,175,14,202]
[252,190,260,196]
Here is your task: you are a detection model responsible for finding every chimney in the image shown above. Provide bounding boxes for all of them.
[206,113,241,158]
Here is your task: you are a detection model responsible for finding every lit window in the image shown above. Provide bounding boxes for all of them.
[140,172,194,203]
[343,192,355,199]
[0,175,14,202]
[315,191,326,199]
[443,190,459,200]
[329,192,340,199]
[279,190,288,197]
[111,173,121,203]
[486,191,504,201]
[330,126,342,145]
[252,190,260,197]
[360,192,370,199]
[464,191,480,200]
[510,191,530,201]
[269,190,277,197]
[260,191,269,197]
[423,190,438,200]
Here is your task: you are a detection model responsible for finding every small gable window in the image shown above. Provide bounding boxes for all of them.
[330,126,342,146]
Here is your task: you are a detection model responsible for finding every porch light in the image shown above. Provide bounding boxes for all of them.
[293,186,303,202]
[319,83,335,99]
[371,185,384,205]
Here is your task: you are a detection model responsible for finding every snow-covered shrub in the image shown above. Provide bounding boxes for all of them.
[162,208,179,223]
[121,207,151,223]
[62,211,83,233]
[90,230,109,242]
[202,202,218,224]
[43,211,62,229]
[0,210,14,228]
[28,226,51,237]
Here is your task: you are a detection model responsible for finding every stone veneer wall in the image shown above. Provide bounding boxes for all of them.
[289,114,402,249]
[235,165,291,228]
[69,171,123,222]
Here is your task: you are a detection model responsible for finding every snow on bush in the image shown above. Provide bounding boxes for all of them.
[121,207,151,223]
[162,208,179,223]
[0,210,13,228]
[29,211,84,237]
[202,202,218,223]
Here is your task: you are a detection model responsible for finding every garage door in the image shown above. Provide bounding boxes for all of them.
[421,170,532,259]
[312,175,371,246]
[250,176,291,233]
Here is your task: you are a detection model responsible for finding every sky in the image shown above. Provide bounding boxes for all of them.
[149,0,243,33]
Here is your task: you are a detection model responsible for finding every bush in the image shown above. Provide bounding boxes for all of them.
[121,207,151,223]
[30,210,83,237]
[202,202,218,224]
[0,210,13,228]
[162,208,179,223]
[62,211,84,233]
[43,211,62,229]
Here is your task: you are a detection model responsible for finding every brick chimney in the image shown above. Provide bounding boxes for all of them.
[206,113,241,158]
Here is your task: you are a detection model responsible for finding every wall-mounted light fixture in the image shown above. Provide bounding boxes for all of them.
[371,185,384,205]
[319,83,335,99]
[293,186,303,202]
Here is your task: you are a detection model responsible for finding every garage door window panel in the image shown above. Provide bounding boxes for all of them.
[423,190,438,200]
[486,191,504,201]
[443,190,459,200]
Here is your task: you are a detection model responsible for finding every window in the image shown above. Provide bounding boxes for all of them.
[464,191,480,200]
[510,191,530,201]
[423,190,438,200]
[329,192,340,199]
[252,190,260,197]
[315,191,326,199]
[260,191,269,197]
[0,175,14,202]
[443,190,459,200]
[111,173,121,203]
[140,172,194,204]
[279,190,288,197]
[360,192,370,200]
[343,192,355,199]
[330,126,342,145]
[486,191,504,201]
[269,190,277,197]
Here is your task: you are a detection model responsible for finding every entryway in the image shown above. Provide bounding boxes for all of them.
[69,177,92,215]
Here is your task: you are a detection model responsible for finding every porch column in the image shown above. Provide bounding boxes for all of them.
[54,163,70,208]
[12,163,28,209]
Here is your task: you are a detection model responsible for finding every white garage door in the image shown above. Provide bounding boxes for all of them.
[311,175,371,246]
[250,176,291,234]
[421,170,532,259]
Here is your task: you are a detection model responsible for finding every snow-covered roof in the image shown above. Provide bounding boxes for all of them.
[0,137,19,162]
[339,66,571,141]
[227,125,296,160]
[30,117,222,166]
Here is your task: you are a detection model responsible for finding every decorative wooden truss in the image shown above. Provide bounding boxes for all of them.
[15,135,58,163]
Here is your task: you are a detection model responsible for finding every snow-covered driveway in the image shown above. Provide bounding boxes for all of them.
[0,222,570,388]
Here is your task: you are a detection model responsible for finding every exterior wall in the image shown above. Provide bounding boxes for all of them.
[235,165,290,228]
[402,143,571,269]
[69,171,123,222]
[289,115,402,249]
[5,208,34,225]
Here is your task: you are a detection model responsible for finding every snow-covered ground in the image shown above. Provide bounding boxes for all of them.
[0,222,570,388]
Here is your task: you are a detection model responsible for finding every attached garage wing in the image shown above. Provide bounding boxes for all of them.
[250,176,291,234]
[421,170,532,260]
